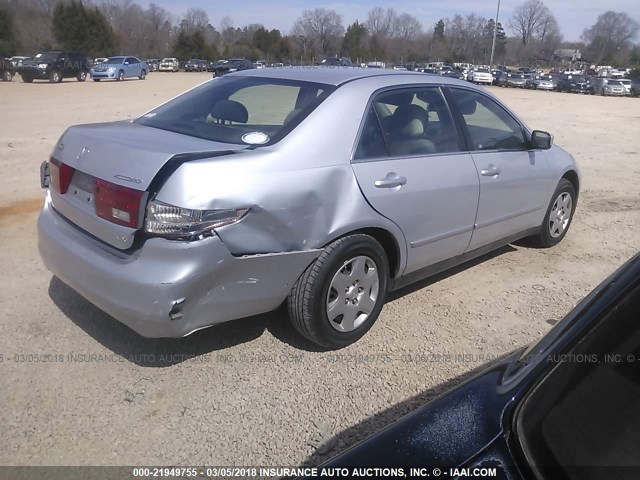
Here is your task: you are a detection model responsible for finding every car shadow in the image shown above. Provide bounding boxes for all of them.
[300,352,513,466]
[48,276,323,367]
[48,244,518,365]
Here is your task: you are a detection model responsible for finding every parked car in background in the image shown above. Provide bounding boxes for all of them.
[501,72,527,88]
[630,78,640,97]
[467,67,493,85]
[420,67,438,75]
[618,78,631,95]
[159,58,179,72]
[9,56,31,69]
[527,74,554,90]
[317,251,640,474]
[91,56,147,82]
[210,58,254,77]
[442,69,465,80]
[184,59,207,72]
[145,59,159,72]
[556,74,589,93]
[18,51,91,83]
[366,61,386,69]
[589,77,626,96]
[321,56,353,66]
[1,57,14,81]
[38,68,579,349]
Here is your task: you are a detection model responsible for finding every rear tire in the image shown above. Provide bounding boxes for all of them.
[76,70,87,82]
[139,69,146,80]
[530,179,576,248]
[288,234,389,349]
[2,70,12,81]
[117,70,124,81]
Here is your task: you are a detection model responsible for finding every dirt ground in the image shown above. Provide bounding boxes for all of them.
[0,72,638,467]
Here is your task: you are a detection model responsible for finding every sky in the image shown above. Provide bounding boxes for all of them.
[137,0,640,42]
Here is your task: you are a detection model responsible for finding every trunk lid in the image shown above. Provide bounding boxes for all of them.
[50,121,247,249]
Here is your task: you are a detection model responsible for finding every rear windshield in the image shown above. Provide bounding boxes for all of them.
[136,76,336,146]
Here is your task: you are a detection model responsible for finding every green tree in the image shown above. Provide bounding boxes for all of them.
[172,29,219,60]
[52,1,115,57]
[434,19,445,39]
[0,5,17,56]
[484,19,507,62]
[341,21,368,60]
[252,27,283,59]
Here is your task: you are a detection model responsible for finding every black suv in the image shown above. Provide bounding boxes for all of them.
[320,56,353,67]
[185,59,208,72]
[556,73,589,93]
[18,51,91,83]
[1,58,14,81]
[211,58,254,77]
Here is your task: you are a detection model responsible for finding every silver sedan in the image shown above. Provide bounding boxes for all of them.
[38,68,580,348]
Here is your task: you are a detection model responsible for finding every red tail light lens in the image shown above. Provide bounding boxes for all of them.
[49,158,75,194]
[93,179,144,228]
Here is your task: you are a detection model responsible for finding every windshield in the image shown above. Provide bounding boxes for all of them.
[136,76,336,146]
[161,58,175,62]
[607,80,622,85]
[34,52,61,62]
[571,75,586,82]
[477,68,490,73]
[106,57,125,64]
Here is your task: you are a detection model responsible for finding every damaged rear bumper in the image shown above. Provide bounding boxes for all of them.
[38,195,321,338]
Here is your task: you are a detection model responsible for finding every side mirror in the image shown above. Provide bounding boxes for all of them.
[531,130,553,150]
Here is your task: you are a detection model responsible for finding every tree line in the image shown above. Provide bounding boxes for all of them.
[0,0,638,67]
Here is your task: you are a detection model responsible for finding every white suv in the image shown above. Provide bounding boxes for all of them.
[467,68,493,85]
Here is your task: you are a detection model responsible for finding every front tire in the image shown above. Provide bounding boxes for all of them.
[49,70,61,83]
[139,69,146,80]
[288,234,389,349]
[2,70,12,81]
[117,70,124,81]
[77,70,87,82]
[531,179,576,248]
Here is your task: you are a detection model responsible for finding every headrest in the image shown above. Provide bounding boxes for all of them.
[210,100,248,123]
[456,94,477,115]
[389,104,427,139]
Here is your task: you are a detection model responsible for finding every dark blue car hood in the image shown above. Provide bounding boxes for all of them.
[323,360,516,467]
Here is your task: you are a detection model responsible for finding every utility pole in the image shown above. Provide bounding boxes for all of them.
[489,0,501,68]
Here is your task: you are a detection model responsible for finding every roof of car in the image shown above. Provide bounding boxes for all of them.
[235,67,443,86]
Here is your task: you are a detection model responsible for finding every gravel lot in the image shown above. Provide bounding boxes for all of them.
[0,72,638,467]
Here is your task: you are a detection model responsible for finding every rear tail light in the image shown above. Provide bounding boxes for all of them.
[145,200,248,239]
[93,179,144,228]
[49,158,74,194]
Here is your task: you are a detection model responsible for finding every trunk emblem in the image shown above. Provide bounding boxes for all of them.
[76,147,90,161]
[114,175,142,184]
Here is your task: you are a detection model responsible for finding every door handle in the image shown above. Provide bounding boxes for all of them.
[375,173,407,189]
[480,164,501,176]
